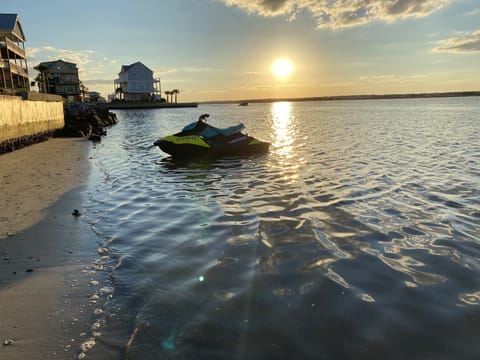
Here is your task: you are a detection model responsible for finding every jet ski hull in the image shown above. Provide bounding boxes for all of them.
[154,134,269,159]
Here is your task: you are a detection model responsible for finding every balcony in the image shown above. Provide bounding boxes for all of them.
[49,77,80,86]
[0,59,28,77]
[8,61,28,78]
[5,38,26,58]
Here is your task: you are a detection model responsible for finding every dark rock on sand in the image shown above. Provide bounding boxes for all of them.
[3,338,15,346]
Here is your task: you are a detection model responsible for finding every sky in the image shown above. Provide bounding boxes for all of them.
[3,0,480,102]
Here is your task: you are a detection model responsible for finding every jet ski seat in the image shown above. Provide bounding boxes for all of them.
[182,122,246,139]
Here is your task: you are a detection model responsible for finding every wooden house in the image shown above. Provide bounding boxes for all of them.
[35,59,81,101]
[0,14,29,93]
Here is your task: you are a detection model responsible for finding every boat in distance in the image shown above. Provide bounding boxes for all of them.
[153,114,270,159]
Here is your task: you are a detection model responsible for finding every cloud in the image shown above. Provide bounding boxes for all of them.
[222,0,452,29]
[224,0,295,16]
[27,46,94,72]
[358,74,428,83]
[154,66,216,77]
[176,66,216,73]
[466,7,480,16]
[433,30,480,53]
[82,79,113,85]
[27,46,125,80]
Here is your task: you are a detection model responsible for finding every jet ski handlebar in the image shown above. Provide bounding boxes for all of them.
[199,114,210,122]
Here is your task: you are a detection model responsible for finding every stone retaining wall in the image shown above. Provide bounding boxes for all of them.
[0,95,64,153]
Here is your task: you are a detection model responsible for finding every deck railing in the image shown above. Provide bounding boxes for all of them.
[8,61,28,78]
[5,38,26,58]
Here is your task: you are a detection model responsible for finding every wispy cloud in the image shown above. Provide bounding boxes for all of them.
[82,79,114,85]
[466,7,480,16]
[27,46,93,69]
[358,74,429,83]
[27,46,122,83]
[433,30,480,53]
[154,68,178,75]
[222,0,452,29]
[154,66,216,77]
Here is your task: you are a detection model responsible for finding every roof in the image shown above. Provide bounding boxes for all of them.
[0,14,17,31]
[38,59,77,67]
[119,61,153,74]
[0,14,26,41]
[36,60,78,72]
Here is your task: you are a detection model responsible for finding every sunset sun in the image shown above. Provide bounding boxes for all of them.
[271,58,294,79]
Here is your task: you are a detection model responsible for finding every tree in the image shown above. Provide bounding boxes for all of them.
[79,81,88,100]
[34,64,50,93]
[172,89,180,103]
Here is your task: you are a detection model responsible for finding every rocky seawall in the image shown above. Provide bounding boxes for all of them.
[0,130,57,155]
[59,103,117,140]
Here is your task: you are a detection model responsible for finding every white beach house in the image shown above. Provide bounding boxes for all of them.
[114,61,161,101]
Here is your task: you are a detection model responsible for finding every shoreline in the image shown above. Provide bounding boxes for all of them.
[103,101,198,110]
[0,138,101,359]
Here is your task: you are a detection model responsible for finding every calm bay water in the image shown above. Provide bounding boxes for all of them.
[83,98,480,359]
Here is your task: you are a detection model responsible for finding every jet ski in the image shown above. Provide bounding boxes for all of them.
[154,114,270,158]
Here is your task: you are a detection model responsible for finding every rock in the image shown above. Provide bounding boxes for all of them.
[88,133,102,142]
[56,103,117,139]
[3,338,14,346]
[0,131,55,154]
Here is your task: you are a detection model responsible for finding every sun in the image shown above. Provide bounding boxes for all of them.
[271,58,294,79]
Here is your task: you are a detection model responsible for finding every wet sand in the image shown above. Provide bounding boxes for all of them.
[0,138,100,359]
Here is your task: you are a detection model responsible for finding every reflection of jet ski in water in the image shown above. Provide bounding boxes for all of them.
[154,114,270,158]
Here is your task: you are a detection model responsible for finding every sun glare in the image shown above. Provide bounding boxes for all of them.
[271,58,294,79]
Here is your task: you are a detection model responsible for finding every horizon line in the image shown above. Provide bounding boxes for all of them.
[199,91,480,104]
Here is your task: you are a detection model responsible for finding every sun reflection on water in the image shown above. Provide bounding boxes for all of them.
[270,101,303,183]
[271,102,295,158]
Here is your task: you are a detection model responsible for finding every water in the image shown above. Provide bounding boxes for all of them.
[83,98,480,359]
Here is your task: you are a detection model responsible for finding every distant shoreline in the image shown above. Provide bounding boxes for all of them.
[104,101,198,110]
[201,91,480,105]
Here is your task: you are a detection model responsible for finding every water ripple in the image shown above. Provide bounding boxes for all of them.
[83,99,480,359]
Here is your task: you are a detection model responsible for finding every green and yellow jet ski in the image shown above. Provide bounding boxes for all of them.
[154,114,270,159]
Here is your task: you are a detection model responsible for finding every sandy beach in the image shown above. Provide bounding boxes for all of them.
[0,138,100,359]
